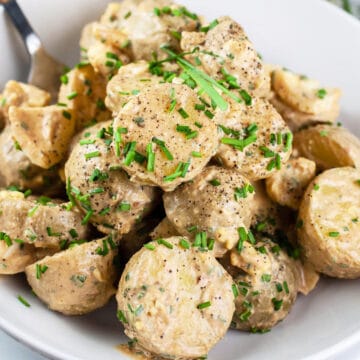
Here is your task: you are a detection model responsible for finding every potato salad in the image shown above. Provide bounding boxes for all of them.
[1,0,359,359]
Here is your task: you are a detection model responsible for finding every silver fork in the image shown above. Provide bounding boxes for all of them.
[0,0,66,101]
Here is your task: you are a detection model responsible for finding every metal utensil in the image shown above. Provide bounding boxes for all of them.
[0,0,65,101]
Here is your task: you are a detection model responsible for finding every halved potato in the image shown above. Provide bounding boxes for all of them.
[58,64,110,130]
[293,125,360,170]
[265,157,316,210]
[0,81,51,123]
[25,237,117,315]
[9,105,76,169]
[272,69,341,116]
[298,167,360,278]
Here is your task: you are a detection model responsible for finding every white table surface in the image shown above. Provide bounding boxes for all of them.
[1,0,360,359]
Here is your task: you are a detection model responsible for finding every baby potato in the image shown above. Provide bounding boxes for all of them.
[298,167,360,278]
[65,121,158,235]
[99,0,199,61]
[163,166,255,257]
[25,236,117,315]
[9,105,76,169]
[221,239,299,331]
[58,64,110,131]
[116,236,234,359]
[181,16,270,98]
[215,97,292,181]
[0,190,88,273]
[271,68,341,126]
[0,190,88,249]
[0,81,50,124]
[112,83,219,192]
[0,126,61,194]
[106,61,159,114]
[293,124,360,170]
[87,41,130,78]
[266,157,316,210]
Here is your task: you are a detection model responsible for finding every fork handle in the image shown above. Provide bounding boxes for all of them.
[0,0,41,54]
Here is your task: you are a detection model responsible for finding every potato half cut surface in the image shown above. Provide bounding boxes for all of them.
[293,125,360,170]
[298,167,360,278]
[116,236,234,359]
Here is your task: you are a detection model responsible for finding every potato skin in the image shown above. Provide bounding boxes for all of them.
[25,237,117,315]
[293,125,360,170]
[298,167,360,278]
[117,236,234,359]
[266,157,316,210]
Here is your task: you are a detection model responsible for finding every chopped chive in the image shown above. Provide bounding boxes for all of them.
[144,243,156,251]
[118,202,131,212]
[81,210,94,225]
[232,284,239,298]
[187,225,198,233]
[197,301,211,310]
[67,91,78,100]
[35,264,48,279]
[267,159,276,171]
[317,88,327,99]
[0,232,12,247]
[85,151,100,159]
[283,281,289,294]
[208,238,215,250]
[259,146,275,158]
[237,227,248,252]
[79,139,95,146]
[328,231,339,237]
[313,184,320,191]
[275,154,281,170]
[204,110,214,119]
[191,151,202,158]
[60,74,69,84]
[157,238,173,249]
[239,89,252,105]
[272,298,283,311]
[152,138,173,160]
[146,143,155,172]
[46,227,61,237]
[123,142,137,166]
[195,104,205,111]
[179,238,190,249]
[117,310,128,324]
[276,132,282,145]
[284,132,293,152]
[17,295,30,307]
[89,187,105,195]
[69,229,78,239]
[169,99,177,112]
[261,274,271,282]
[178,108,189,119]
[209,179,221,186]
[96,239,109,256]
[62,110,72,120]
[27,205,39,217]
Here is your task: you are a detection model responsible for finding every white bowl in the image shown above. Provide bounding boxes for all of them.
[1,1,360,359]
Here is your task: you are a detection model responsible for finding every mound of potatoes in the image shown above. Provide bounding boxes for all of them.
[1,0,359,359]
